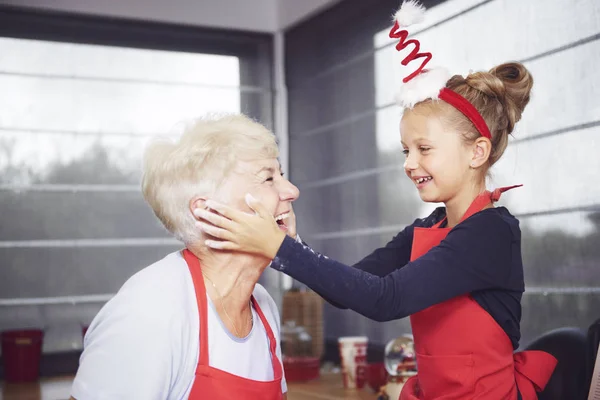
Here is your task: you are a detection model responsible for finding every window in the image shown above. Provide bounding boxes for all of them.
[0,6,272,353]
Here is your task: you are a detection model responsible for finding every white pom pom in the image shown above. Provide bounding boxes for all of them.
[395,68,451,109]
[394,0,426,27]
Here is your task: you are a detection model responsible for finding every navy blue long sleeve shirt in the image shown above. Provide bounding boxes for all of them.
[272,207,525,349]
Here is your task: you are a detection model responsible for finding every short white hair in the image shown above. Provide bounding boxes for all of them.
[141,113,279,244]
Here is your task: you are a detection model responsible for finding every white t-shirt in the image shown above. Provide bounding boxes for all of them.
[71,251,287,400]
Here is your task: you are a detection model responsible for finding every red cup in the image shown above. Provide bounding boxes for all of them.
[338,336,368,389]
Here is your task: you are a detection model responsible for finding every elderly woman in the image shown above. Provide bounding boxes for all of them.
[70,114,298,400]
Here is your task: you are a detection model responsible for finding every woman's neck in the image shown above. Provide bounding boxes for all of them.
[188,246,263,337]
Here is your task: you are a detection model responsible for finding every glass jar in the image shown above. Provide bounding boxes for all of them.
[384,334,417,379]
[281,320,313,358]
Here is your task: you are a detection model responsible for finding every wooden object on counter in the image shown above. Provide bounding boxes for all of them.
[282,289,324,359]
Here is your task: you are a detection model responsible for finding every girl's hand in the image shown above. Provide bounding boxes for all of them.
[193,194,287,259]
[287,205,297,240]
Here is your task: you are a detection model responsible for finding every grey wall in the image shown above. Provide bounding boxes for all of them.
[285,0,600,348]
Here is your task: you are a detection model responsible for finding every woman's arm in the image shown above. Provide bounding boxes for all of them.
[70,294,175,399]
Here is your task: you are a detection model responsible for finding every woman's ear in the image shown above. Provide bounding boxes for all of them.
[189,196,207,215]
[470,137,492,168]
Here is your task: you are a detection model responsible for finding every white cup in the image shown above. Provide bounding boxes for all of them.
[338,336,368,389]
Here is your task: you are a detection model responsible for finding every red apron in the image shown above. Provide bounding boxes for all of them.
[400,187,557,400]
[183,249,284,400]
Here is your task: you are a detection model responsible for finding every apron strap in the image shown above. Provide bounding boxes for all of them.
[252,297,284,380]
[183,249,211,367]
[491,184,523,202]
[461,184,523,223]
[432,184,522,228]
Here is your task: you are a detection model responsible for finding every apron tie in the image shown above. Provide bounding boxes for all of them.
[491,184,523,202]
[513,350,558,399]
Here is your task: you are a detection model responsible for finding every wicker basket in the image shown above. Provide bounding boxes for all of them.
[281,289,324,359]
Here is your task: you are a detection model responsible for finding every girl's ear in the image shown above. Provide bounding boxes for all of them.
[470,137,491,168]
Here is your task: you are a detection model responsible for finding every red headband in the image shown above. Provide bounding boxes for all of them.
[390,3,492,140]
[438,88,492,139]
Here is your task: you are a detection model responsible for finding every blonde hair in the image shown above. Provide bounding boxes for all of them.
[414,62,533,172]
[141,113,279,244]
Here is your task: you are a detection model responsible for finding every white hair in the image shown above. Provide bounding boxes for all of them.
[141,113,279,244]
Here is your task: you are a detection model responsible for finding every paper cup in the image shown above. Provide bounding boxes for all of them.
[338,336,368,389]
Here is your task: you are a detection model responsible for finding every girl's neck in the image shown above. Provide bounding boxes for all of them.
[444,182,487,227]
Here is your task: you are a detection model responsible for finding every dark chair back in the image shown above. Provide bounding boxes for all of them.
[585,319,600,398]
[522,327,588,400]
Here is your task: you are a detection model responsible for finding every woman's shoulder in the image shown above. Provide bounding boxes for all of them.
[122,251,191,296]
[252,284,278,312]
[107,251,195,320]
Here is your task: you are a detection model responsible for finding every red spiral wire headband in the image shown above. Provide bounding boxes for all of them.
[390,1,492,140]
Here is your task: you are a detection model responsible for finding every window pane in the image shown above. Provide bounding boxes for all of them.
[0,74,241,136]
[0,35,258,342]
[0,191,168,240]
[520,211,600,287]
[494,126,600,214]
[0,37,240,86]
[0,246,180,298]
[0,131,151,185]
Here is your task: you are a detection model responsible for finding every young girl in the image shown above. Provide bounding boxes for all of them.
[193,2,557,399]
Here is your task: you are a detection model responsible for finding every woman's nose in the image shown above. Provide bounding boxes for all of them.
[279,179,300,201]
